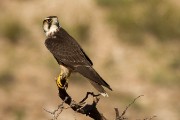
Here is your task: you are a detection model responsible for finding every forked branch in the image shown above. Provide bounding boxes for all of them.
[44,78,156,120]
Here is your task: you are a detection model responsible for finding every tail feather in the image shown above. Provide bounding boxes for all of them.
[75,66,112,95]
[89,81,109,97]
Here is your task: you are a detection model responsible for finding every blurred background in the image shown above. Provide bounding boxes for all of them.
[0,0,179,120]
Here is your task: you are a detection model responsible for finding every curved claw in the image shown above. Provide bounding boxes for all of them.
[56,75,68,89]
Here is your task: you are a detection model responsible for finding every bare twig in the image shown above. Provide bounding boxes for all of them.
[53,77,107,120]
[115,108,120,118]
[43,104,63,120]
[122,95,144,117]
[146,115,157,120]
[45,76,155,120]
[114,108,127,120]
[115,95,144,120]
[43,97,70,120]
[79,92,101,103]
[137,115,157,120]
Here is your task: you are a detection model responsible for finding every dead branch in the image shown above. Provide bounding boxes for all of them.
[44,77,156,120]
[48,77,106,120]
[136,115,157,120]
[57,87,106,120]
[114,95,143,120]
[43,97,69,120]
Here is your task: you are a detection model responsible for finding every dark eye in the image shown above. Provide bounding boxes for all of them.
[47,19,52,23]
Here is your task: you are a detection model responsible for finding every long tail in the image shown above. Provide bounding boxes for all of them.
[89,81,109,97]
[75,66,112,96]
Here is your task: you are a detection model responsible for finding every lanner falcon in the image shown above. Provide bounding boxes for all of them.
[43,16,112,97]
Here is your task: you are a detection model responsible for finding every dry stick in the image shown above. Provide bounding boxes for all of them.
[115,95,144,120]
[114,108,120,119]
[148,116,157,120]
[79,92,101,103]
[43,105,63,120]
[45,77,155,120]
[139,115,157,120]
[57,78,107,120]
[121,95,144,117]
[43,97,69,120]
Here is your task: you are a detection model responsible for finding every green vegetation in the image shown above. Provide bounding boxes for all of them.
[169,55,180,71]
[0,19,27,44]
[14,108,25,120]
[71,24,90,44]
[151,55,180,87]
[97,0,180,44]
[76,24,90,42]
[152,70,180,87]
[0,71,15,89]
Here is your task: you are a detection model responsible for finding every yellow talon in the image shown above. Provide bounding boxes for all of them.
[56,68,70,89]
[56,75,63,88]
[56,74,69,89]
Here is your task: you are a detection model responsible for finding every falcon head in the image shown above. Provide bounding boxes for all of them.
[43,16,60,37]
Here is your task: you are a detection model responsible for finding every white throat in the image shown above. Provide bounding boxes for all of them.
[45,25,59,37]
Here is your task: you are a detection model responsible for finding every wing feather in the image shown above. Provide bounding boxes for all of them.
[45,28,92,68]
